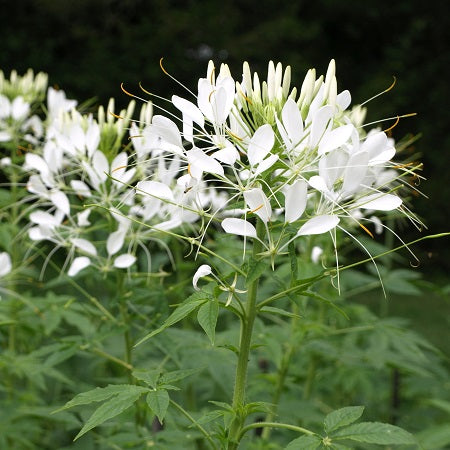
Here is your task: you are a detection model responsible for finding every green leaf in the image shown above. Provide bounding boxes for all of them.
[302,290,349,319]
[197,299,219,345]
[246,258,267,285]
[135,292,210,346]
[54,384,145,412]
[330,444,352,449]
[209,400,234,412]
[417,423,450,449]
[146,389,169,424]
[74,388,147,440]
[427,398,450,415]
[324,406,365,433]
[259,306,302,319]
[195,410,225,426]
[294,272,327,288]
[159,367,204,385]
[285,435,321,449]
[333,421,416,445]
[132,369,161,388]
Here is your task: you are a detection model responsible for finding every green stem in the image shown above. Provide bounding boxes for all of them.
[227,219,265,450]
[239,422,315,441]
[169,399,217,449]
[90,347,133,370]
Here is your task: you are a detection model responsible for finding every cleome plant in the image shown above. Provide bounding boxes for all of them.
[0,62,449,449]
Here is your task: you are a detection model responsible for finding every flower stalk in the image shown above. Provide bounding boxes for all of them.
[227,219,265,449]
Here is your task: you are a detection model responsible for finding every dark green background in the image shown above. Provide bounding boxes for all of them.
[1,0,448,272]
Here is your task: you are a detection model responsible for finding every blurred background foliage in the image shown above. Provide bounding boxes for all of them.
[0,0,448,272]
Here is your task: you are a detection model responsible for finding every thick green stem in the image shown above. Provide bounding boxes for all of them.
[227,220,265,450]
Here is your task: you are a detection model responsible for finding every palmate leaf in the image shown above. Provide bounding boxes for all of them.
[285,435,321,449]
[135,291,211,346]
[324,406,365,433]
[73,387,148,440]
[132,369,161,388]
[333,421,416,445]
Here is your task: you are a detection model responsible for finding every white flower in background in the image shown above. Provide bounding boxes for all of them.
[0,69,48,145]
[47,87,77,120]
[0,69,48,103]
[0,252,12,278]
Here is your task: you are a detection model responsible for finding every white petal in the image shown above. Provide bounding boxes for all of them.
[68,256,91,277]
[221,218,257,238]
[369,216,384,234]
[336,90,351,110]
[254,154,278,176]
[172,95,205,128]
[77,209,91,227]
[71,238,97,256]
[92,150,109,184]
[281,98,303,144]
[309,105,333,148]
[285,180,307,223]
[213,145,239,165]
[11,97,30,121]
[85,123,100,156]
[308,175,329,193]
[186,148,224,177]
[113,253,136,268]
[297,215,340,236]
[50,190,70,216]
[243,188,272,223]
[193,264,212,290]
[247,124,275,166]
[318,124,354,155]
[110,208,132,227]
[311,246,323,264]
[0,252,12,278]
[342,151,369,194]
[150,115,183,150]
[29,210,61,227]
[70,179,92,197]
[358,193,402,211]
[110,152,128,179]
[136,180,174,201]
[0,131,11,142]
[27,175,49,197]
[362,131,386,155]
[70,124,86,152]
[24,153,49,175]
[106,230,126,256]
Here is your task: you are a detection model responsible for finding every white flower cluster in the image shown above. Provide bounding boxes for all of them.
[0,69,48,149]
[20,95,212,276]
[1,61,420,278]
[135,60,420,264]
[0,69,221,277]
